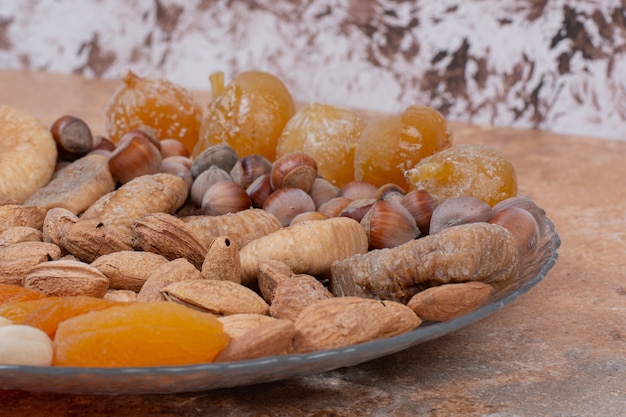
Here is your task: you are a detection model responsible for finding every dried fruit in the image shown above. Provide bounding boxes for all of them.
[330,222,519,303]
[0,105,57,204]
[0,284,47,304]
[195,71,295,160]
[354,105,451,189]
[276,103,366,188]
[22,295,126,338]
[239,217,368,286]
[53,302,229,367]
[404,144,518,207]
[105,70,203,154]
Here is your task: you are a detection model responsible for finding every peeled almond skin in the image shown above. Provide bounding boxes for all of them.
[0,324,54,366]
[0,105,58,203]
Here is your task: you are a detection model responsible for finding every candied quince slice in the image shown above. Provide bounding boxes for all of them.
[0,284,47,304]
[354,105,451,189]
[276,103,366,188]
[23,295,127,338]
[194,71,295,161]
[105,70,203,154]
[404,144,518,207]
[53,302,229,367]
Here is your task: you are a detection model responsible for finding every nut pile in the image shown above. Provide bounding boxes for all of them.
[0,71,547,368]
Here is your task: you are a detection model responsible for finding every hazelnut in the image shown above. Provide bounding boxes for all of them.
[230,154,272,188]
[361,200,420,249]
[191,144,239,179]
[246,174,273,208]
[308,177,341,208]
[262,187,316,227]
[341,180,378,200]
[490,206,540,263]
[317,196,352,218]
[191,166,233,207]
[270,152,318,192]
[201,181,251,216]
[429,196,493,235]
[50,115,94,161]
[108,134,162,184]
[400,189,437,235]
[160,139,190,158]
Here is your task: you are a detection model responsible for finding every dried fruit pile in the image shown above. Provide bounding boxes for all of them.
[0,70,547,368]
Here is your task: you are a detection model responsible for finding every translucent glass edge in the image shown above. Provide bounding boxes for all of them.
[0,218,561,394]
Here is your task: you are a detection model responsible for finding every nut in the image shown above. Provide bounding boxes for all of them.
[41,207,78,250]
[50,115,94,161]
[90,250,170,291]
[340,180,378,200]
[400,189,436,235]
[0,241,62,286]
[131,212,207,269]
[60,219,136,263]
[429,195,494,235]
[262,187,316,227]
[0,204,47,233]
[103,289,138,302]
[246,173,273,208]
[161,279,269,316]
[190,143,239,178]
[230,154,272,188]
[489,207,541,264]
[217,313,278,338]
[160,139,190,158]
[201,236,241,283]
[293,296,407,353]
[0,325,54,366]
[269,274,333,322]
[360,200,420,249]
[201,180,251,216]
[339,198,376,222]
[317,196,352,218]
[493,196,547,235]
[407,281,495,321]
[289,211,329,226]
[308,177,341,209]
[136,258,202,302]
[378,300,423,338]
[23,259,109,298]
[0,226,42,247]
[270,151,317,192]
[190,166,232,207]
[214,318,295,362]
[108,132,163,184]
[257,260,294,303]
[160,159,193,191]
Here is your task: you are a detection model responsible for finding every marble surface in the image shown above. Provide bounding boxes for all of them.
[0,70,625,416]
[1,0,625,141]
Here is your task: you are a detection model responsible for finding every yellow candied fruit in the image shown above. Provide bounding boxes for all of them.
[276,103,366,188]
[194,71,295,161]
[105,70,203,154]
[354,105,452,189]
[404,144,518,206]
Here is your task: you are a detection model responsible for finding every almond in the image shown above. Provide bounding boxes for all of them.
[161,279,269,316]
[214,319,295,362]
[22,259,109,297]
[90,250,169,292]
[0,204,47,233]
[407,281,495,321]
[136,258,202,302]
[269,274,333,322]
[0,241,62,286]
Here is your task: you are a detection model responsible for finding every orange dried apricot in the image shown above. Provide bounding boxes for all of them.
[404,144,518,207]
[105,70,203,154]
[0,284,47,304]
[354,105,452,189]
[194,71,295,161]
[53,302,229,367]
[275,103,366,188]
[0,297,60,324]
[22,295,127,338]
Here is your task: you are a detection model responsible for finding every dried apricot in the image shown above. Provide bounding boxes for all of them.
[276,103,366,188]
[404,144,518,206]
[22,295,127,338]
[105,70,203,154]
[0,297,60,324]
[53,302,229,367]
[0,284,47,304]
[194,71,295,161]
[354,105,451,189]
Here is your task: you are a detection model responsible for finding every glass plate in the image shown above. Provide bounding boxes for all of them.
[0,218,560,395]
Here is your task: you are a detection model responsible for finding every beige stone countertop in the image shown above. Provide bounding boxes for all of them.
[0,70,624,416]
